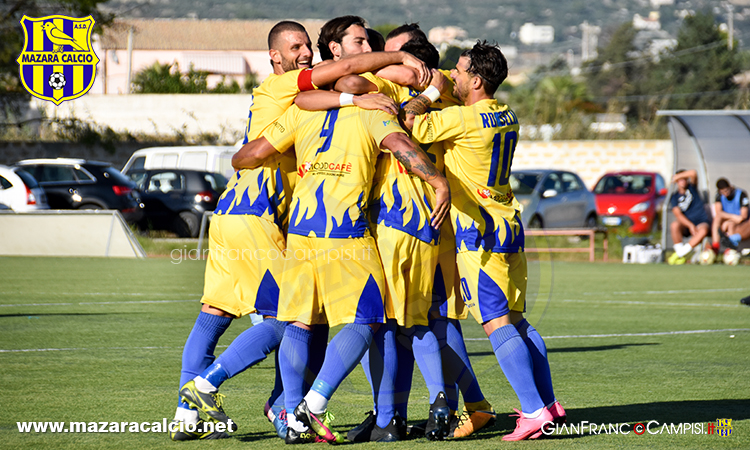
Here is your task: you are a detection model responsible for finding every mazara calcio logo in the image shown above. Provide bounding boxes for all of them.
[17,15,99,105]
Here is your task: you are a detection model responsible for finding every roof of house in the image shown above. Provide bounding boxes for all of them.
[98,19,327,51]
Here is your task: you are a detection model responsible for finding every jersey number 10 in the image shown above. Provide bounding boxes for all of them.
[487,130,517,187]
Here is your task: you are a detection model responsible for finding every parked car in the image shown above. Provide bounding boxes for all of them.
[593,171,667,234]
[0,165,48,211]
[15,158,142,223]
[126,169,227,237]
[511,169,598,229]
[122,146,237,181]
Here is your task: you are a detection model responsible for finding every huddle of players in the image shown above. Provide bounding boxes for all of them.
[170,16,566,444]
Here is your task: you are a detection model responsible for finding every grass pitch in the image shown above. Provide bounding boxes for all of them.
[0,256,748,449]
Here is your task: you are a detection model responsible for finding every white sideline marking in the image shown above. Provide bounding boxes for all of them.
[3,330,747,353]
[464,328,750,341]
[0,299,196,308]
[562,299,742,308]
[0,344,230,353]
[583,288,748,296]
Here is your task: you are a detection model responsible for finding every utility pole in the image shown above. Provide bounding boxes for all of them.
[727,3,734,50]
[126,27,134,94]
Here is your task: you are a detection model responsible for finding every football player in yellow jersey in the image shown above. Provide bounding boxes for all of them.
[403,41,565,441]
[295,28,491,440]
[296,21,451,441]
[379,34,497,441]
[173,20,431,442]
[232,101,449,444]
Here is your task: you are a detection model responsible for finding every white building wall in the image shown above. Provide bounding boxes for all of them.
[519,23,555,45]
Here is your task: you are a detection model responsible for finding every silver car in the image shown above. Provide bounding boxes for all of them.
[511,169,598,229]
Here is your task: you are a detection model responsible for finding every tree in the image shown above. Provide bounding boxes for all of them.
[509,58,595,121]
[646,11,742,111]
[131,62,255,94]
[584,23,644,99]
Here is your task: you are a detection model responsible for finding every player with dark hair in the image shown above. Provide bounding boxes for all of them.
[398,37,439,70]
[317,15,370,61]
[711,177,749,252]
[232,94,450,444]
[385,23,428,51]
[402,40,565,441]
[367,28,385,52]
[387,34,498,441]
[296,32,492,441]
[173,19,430,443]
[668,169,711,264]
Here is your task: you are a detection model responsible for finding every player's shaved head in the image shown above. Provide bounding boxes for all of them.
[399,37,439,69]
[461,40,508,95]
[268,21,308,50]
[317,15,367,60]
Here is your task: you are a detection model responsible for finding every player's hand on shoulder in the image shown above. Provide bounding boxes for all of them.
[353,93,398,115]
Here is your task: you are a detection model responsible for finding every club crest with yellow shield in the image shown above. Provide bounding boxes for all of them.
[17,15,99,105]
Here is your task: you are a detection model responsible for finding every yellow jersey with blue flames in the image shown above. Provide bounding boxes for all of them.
[263,104,406,239]
[363,72,460,244]
[411,99,523,253]
[214,69,316,229]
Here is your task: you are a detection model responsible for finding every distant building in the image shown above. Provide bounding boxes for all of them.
[590,114,627,133]
[428,26,468,44]
[633,12,662,30]
[93,19,327,94]
[518,23,555,45]
[650,0,674,7]
[581,21,601,62]
[633,29,676,59]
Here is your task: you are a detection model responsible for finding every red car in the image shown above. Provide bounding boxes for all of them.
[593,171,667,234]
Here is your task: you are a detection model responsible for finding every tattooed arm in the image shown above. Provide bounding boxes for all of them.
[380,132,451,229]
[402,69,450,131]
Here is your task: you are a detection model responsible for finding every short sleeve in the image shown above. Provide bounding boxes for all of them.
[262,106,298,153]
[362,109,406,148]
[411,107,464,144]
[297,68,317,91]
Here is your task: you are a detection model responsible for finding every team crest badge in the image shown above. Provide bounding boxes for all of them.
[16,15,99,105]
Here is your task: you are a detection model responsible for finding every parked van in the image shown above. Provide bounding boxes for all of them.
[122,146,238,180]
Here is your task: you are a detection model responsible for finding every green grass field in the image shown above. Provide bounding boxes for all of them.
[0,256,748,449]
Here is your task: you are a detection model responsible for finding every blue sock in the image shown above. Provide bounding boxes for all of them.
[360,350,375,410]
[730,234,741,245]
[393,331,414,419]
[268,351,284,409]
[178,312,232,409]
[489,324,545,414]
[445,319,484,404]
[430,318,457,410]
[202,319,287,387]
[279,325,312,417]
[306,324,329,392]
[371,322,397,428]
[515,319,555,406]
[407,325,444,404]
[313,324,374,399]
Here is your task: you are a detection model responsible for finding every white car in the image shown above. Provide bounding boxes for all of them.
[0,165,48,211]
